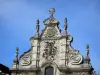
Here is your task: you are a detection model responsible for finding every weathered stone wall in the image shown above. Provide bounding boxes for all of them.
[11,72,37,75]
[60,72,90,75]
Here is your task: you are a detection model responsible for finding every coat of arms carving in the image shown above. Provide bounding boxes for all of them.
[42,42,57,60]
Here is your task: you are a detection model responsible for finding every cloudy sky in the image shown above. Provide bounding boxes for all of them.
[0,0,100,72]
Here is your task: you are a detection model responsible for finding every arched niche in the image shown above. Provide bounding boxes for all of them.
[38,70,42,75]
[41,62,58,75]
[45,66,54,75]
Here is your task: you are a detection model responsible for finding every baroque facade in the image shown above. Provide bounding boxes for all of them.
[10,8,93,75]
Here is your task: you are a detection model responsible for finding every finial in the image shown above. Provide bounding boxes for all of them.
[86,44,89,49]
[36,19,39,25]
[49,8,55,18]
[13,47,19,65]
[64,18,68,30]
[84,44,90,64]
[64,18,67,23]
[16,47,19,58]
[36,19,40,34]
[86,44,89,56]
[84,44,91,64]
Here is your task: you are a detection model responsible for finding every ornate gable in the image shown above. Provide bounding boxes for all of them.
[10,8,93,75]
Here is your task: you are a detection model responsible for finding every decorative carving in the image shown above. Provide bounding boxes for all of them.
[67,35,73,45]
[67,49,83,65]
[42,42,57,60]
[20,54,32,66]
[65,35,83,65]
[44,27,57,38]
[70,53,83,65]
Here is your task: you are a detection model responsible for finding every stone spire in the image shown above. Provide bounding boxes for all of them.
[64,18,68,35]
[36,19,40,34]
[12,47,19,72]
[84,44,90,64]
[86,44,89,56]
[36,19,40,68]
[64,18,68,30]
[13,47,19,65]
[35,19,40,38]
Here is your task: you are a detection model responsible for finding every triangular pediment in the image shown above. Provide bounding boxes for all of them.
[41,25,61,38]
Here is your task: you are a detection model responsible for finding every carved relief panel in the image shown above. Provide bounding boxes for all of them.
[42,41,57,60]
[20,52,32,66]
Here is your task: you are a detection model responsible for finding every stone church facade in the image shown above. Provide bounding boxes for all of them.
[10,8,93,75]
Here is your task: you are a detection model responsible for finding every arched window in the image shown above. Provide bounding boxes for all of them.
[45,66,54,75]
